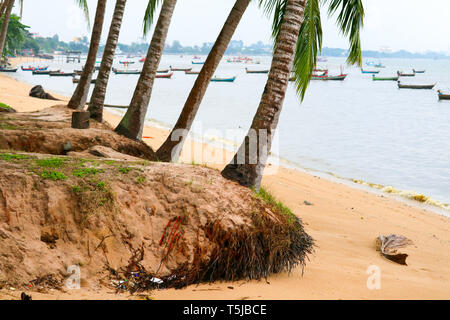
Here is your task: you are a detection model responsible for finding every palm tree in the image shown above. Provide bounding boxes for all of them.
[155,0,251,162]
[221,0,364,189]
[114,0,178,139]
[68,0,107,110]
[87,0,127,122]
[0,0,14,62]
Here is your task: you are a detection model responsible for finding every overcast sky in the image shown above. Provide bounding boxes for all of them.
[13,0,450,53]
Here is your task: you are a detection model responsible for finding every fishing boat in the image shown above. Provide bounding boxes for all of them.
[0,67,17,72]
[397,81,435,89]
[397,70,415,77]
[413,69,425,73]
[211,76,236,82]
[317,57,328,62]
[170,66,192,72]
[72,77,96,84]
[139,57,146,63]
[192,61,205,65]
[374,63,386,68]
[245,68,269,74]
[74,70,83,76]
[49,71,76,77]
[437,90,450,100]
[185,70,200,75]
[361,68,379,74]
[33,69,56,75]
[155,72,173,79]
[311,74,347,81]
[21,66,48,71]
[372,75,399,81]
[112,68,141,74]
[193,55,201,60]
[119,61,135,65]
[157,69,169,73]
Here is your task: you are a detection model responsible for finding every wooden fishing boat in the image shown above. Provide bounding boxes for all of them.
[311,74,347,81]
[413,69,425,73]
[119,61,135,65]
[21,66,48,71]
[74,70,83,76]
[0,67,17,72]
[192,61,204,65]
[437,90,450,100]
[397,81,435,89]
[49,71,75,77]
[185,70,200,75]
[139,57,146,63]
[112,68,141,74]
[397,71,415,77]
[170,67,192,72]
[33,69,56,75]
[72,77,96,84]
[361,68,379,74]
[211,76,236,82]
[372,75,399,81]
[245,68,269,74]
[157,69,169,73]
[155,72,173,79]
[374,63,385,68]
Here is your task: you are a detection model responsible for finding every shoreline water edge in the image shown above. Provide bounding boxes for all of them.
[1,57,449,300]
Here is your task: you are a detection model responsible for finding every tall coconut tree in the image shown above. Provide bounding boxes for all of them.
[0,0,14,61]
[87,0,127,122]
[155,0,251,162]
[114,0,178,139]
[221,0,364,189]
[68,0,107,110]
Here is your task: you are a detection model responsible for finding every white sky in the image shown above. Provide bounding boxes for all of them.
[14,0,450,53]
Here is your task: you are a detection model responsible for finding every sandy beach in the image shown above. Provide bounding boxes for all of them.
[0,57,449,300]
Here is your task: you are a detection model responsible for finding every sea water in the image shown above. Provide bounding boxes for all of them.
[11,55,450,211]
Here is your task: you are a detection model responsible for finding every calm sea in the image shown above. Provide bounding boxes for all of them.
[12,55,450,211]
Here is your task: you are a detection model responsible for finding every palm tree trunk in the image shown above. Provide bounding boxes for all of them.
[0,1,8,18]
[114,0,177,140]
[0,0,14,62]
[68,0,107,110]
[221,0,306,190]
[87,0,126,122]
[155,0,251,162]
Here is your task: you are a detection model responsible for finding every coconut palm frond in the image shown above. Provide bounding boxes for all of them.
[143,0,162,37]
[326,0,364,66]
[291,0,322,100]
[74,0,90,28]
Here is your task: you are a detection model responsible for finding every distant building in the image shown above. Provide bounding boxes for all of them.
[20,49,34,56]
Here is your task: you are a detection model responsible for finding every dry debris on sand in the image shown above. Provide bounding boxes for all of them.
[0,107,314,294]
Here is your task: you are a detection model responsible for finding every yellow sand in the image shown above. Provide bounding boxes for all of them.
[0,57,449,300]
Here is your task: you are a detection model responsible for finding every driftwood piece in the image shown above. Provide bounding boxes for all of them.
[29,85,60,101]
[376,234,414,265]
[71,111,90,129]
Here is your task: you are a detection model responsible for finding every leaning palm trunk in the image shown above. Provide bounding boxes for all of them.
[0,1,8,18]
[87,0,126,122]
[115,0,177,140]
[221,0,306,190]
[68,0,107,110]
[155,0,251,162]
[0,0,14,62]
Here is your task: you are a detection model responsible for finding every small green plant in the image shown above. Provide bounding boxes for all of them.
[73,167,103,178]
[0,123,17,130]
[119,166,133,174]
[72,185,82,193]
[0,153,28,161]
[41,170,67,181]
[36,157,65,168]
[136,176,146,184]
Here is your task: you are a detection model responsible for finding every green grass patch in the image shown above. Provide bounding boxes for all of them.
[41,170,67,181]
[136,176,146,184]
[118,166,134,174]
[0,153,28,161]
[72,167,104,178]
[0,102,12,110]
[35,157,65,168]
[253,187,297,224]
[0,123,18,130]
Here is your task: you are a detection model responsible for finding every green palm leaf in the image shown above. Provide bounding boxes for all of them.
[326,0,364,66]
[74,0,90,28]
[143,0,162,37]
